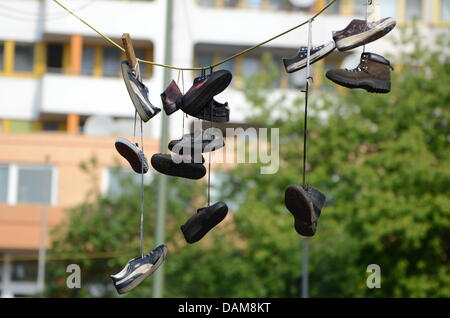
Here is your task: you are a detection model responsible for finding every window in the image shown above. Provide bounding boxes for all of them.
[224,0,240,7]
[242,57,260,78]
[405,0,422,21]
[11,261,38,282]
[0,165,8,202]
[43,122,60,132]
[0,42,4,71]
[199,0,216,6]
[325,0,340,14]
[269,0,288,10]
[354,0,368,16]
[379,0,397,18]
[102,47,121,77]
[17,166,52,204]
[441,0,450,22]
[245,0,263,9]
[14,43,34,73]
[46,43,63,74]
[82,46,95,76]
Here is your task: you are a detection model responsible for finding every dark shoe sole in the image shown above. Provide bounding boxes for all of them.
[121,61,161,122]
[181,70,232,116]
[181,202,228,244]
[115,138,148,174]
[326,71,391,94]
[151,153,206,180]
[283,41,336,73]
[285,185,316,237]
[335,19,396,52]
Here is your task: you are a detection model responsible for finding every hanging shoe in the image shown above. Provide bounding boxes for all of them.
[168,128,224,155]
[284,185,326,237]
[110,245,167,295]
[181,202,228,244]
[333,17,396,52]
[115,137,148,174]
[191,99,230,123]
[121,61,161,122]
[160,80,183,115]
[283,41,336,74]
[326,52,393,93]
[151,153,206,180]
[179,70,232,116]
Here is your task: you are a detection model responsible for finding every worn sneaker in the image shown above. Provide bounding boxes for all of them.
[181,202,229,244]
[160,80,182,115]
[333,17,396,52]
[284,185,326,237]
[180,70,232,116]
[191,99,230,123]
[121,61,161,122]
[151,153,206,180]
[283,41,336,73]
[110,245,167,294]
[168,128,224,155]
[326,52,393,93]
[115,137,148,174]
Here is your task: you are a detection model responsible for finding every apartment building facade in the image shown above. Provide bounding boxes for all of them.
[0,0,448,297]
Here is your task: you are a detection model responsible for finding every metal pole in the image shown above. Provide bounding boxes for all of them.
[37,205,49,295]
[152,0,174,298]
[302,238,308,298]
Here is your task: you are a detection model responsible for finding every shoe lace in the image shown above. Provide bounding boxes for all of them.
[347,56,369,73]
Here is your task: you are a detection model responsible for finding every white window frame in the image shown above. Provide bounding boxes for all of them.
[1,163,58,206]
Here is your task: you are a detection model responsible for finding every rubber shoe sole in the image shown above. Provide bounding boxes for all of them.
[326,71,391,94]
[181,70,232,116]
[151,153,206,180]
[115,138,148,174]
[335,18,396,52]
[181,202,229,244]
[285,185,316,237]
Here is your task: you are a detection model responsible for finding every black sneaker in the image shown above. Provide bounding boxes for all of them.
[284,185,326,237]
[151,153,206,180]
[181,202,228,244]
[110,245,167,295]
[168,128,224,155]
[191,99,230,123]
[115,137,148,174]
[179,70,232,116]
[283,41,336,73]
[121,61,161,122]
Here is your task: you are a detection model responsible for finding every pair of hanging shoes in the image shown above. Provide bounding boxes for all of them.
[284,185,326,237]
[110,245,168,295]
[283,17,396,94]
[181,202,229,244]
[161,70,232,122]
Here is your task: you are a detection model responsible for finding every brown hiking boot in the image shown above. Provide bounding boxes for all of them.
[333,17,396,51]
[326,52,394,94]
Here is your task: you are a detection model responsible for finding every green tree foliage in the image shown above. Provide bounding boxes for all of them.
[45,27,449,297]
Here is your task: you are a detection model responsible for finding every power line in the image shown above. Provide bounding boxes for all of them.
[50,0,338,71]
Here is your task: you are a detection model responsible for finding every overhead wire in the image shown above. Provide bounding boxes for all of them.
[51,0,338,71]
